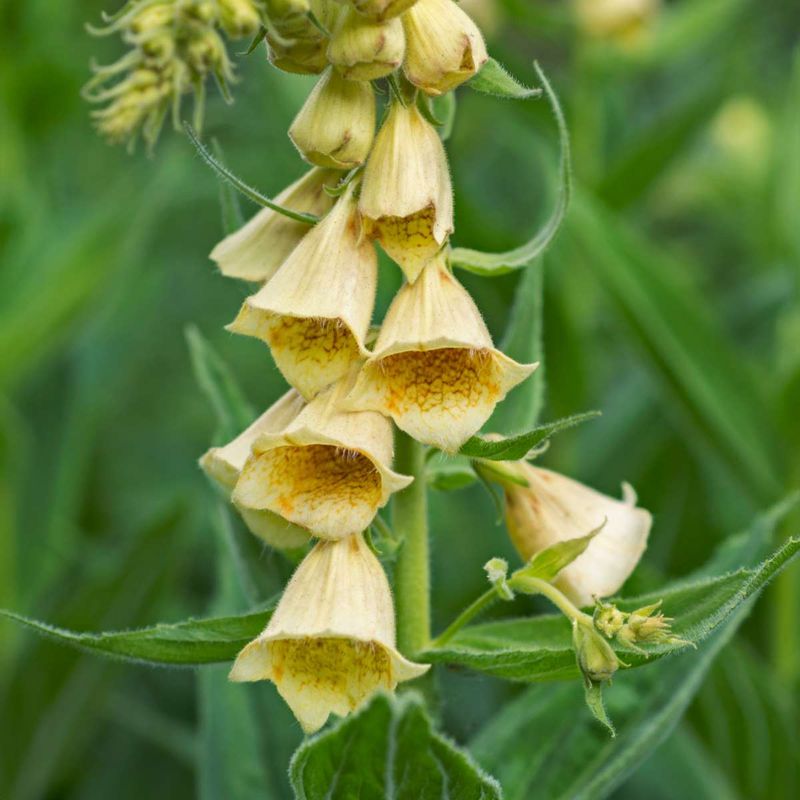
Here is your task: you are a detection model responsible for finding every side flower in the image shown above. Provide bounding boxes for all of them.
[199,389,311,549]
[230,532,429,733]
[233,378,412,539]
[346,255,535,451]
[402,0,488,96]
[503,463,652,607]
[328,7,406,81]
[359,100,453,282]
[209,167,338,283]
[228,184,377,399]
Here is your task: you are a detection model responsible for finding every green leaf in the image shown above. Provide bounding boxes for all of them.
[0,602,276,667]
[185,324,254,443]
[183,122,320,225]
[468,57,541,100]
[516,527,601,583]
[422,532,800,682]
[459,411,600,460]
[584,680,615,738]
[565,191,783,503]
[450,62,571,276]
[290,692,501,800]
[426,454,477,491]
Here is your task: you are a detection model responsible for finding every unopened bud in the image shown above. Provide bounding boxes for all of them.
[484,557,514,600]
[403,0,488,96]
[573,619,620,684]
[219,0,262,38]
[349,0,419,22]
[328,8,406,81]
[593,600,626,639]
[289,67,376,169]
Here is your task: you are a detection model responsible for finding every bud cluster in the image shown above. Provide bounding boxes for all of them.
[195,0,542,733]
[85,0,262,148]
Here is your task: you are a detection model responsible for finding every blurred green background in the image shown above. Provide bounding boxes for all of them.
[1,0,799,797]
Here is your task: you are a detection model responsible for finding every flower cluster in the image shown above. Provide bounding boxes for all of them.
[85,0,262,148]
[199,0,540,733]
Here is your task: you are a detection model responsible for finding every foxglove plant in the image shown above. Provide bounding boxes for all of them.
[6,0,794,795]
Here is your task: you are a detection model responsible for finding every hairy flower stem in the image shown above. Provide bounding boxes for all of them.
[392,431,430,658]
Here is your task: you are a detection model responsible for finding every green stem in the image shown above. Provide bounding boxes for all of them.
[392,431,430,658]
[510,575,592,624]
[431,589,499,648]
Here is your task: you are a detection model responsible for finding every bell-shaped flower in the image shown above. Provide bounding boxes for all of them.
[200,390,312,549]
[327,8,406,81]
[209,168,338,283]
[359,101,453,283]
[504,463,652,607]
[227,185,377,399]
[230,532,429,733]
[349,0,419,21]
[265,0,336,74]
[232,378,412,539]
[346,256,535,451]
[402,0,488,96]
[289,67,376,169]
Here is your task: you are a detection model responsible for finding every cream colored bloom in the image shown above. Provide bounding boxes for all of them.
[328,8,406,81]
[346,255,535,451]
[209,168,338,283]
[230,532,429,733]
[233,379,412,539]
[289,68,376,169]
[359,102,453,282]
[265,0,337,74]
[504,464,651,607]
[349,0,419,21]
[227,185,377,399]
[574,0,660,49]
[200,390,311,549]
[402,0,488,96]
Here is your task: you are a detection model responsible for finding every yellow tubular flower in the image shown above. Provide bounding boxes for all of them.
[209,168,339,283]
[346,255,536,451]
[504,465,652,607]
[265,0,340,75]
[402,0,488,96]
[230,532,429,733]
[289,68,376,169]
[327,7,406,81]
[227,185,377,399]
[349,0,419,21]
[233,378,412,539]
[200,389,311,549]
[359,101,453,282]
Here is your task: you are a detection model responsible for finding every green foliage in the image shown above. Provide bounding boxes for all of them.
[468,58,541,100]
[290,693,501,800]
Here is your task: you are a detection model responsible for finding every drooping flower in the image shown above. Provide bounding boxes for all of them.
[200,389,311,549]
[233,378,412,539]
[503,464,652,607]
[265,0,337,75]
[230,532,429,733]
[227,184,377,399]
[346,255,535,451]
[209,167,338,283]
[289,67,376,169]
[327,7,406,81]
[402,0,488,96]
[349,0,419,21]
[358,101,453,282]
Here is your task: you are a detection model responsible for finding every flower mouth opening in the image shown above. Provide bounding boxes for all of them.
[236,444,384,538]
[369,206,443,278]
[233,309,363,398]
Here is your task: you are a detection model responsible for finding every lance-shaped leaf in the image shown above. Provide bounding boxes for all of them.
[422,534,800,681]
[468,57,541,100]
[450,62,571,276]
[289,692,501,800]
[459,411,600,460]
[514,526,602,584]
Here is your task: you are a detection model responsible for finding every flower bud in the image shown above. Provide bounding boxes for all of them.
[359,102,453,282]
[349,0,419,21]
[573,618,620,684]
[228,186,377,399]
[267,35,330,74]
[265,0,337,74]
[346,255,535,451]
[200,390,311,549]
[328,7,406,81]
[209,168,338,283]
[402,0,488,96]
[264,0,312,34]
[218,0,262,38]
[233,379,412,539]
[289,68,376,169]
[574,0,660,49]
[504,467,651,608]
[230,532,429,733]
[129,4,176,36]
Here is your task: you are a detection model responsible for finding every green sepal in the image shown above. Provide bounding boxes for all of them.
[514,524,603,584]
[468,57,541,100]
[584,680,616,738]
